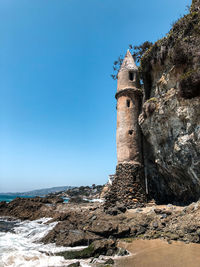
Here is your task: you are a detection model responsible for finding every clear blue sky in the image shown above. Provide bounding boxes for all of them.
[0,0,191,192]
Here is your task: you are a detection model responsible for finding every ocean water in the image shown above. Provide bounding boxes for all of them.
[0,195,33,203]
[0,217,90,267]
[0,195,96,266]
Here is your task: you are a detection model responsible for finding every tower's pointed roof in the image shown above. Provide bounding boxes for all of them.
[120,50,138,71]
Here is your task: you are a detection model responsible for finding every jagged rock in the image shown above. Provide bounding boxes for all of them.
[65,185,103,200]
[67,262,80,267]
[116,247,129,256]
[104,258,115,265]
[154,209,172,216]
[106,207,118,216]
[0,220,18,232]
[42,223,101,247]
[68,196,89,204]
[92,239,117,256]
[116,204,127,213]
[116,224,130,237]
[56,239,117,259]
[35,195,64,204]
[139,2,200,204]
[140,90,200,204]
[0,198,51,220]
[89,220,118,236]
[105,203,127,216]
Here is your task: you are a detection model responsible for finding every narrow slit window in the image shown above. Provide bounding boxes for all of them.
[129,72,134,81]
[126,99,130,108]
[129,130,133,135]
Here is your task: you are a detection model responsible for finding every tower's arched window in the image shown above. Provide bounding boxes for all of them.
[126,99,130,107]
[129,72,134,81]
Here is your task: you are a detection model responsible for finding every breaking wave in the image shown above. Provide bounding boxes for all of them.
[0,217,90,267]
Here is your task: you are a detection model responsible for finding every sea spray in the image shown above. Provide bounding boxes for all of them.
[0,217,90,267]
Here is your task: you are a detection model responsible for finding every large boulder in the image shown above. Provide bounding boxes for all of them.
[56,239,117,259]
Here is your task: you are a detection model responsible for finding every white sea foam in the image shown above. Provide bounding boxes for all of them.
[83,198,104,203]
[0,217,90,267]
[90,199,104,203]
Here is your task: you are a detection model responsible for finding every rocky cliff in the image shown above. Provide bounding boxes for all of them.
[139,0,200,204]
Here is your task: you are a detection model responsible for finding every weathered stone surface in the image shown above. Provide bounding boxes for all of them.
[139,75,200,204]
[68,196,89,204]
[56,239,118,259]
[65,185,103,200]
[138,2,200,204]
[117,50,139,92]
[91,239,117,256]
[67,262,80,267]
[116,91,143,164]
[0,197,56,220]
[116,50,143,164]
[104,163,147,210]
[4,195,200,247]
[191,0,200,12]
[109,48,147,209]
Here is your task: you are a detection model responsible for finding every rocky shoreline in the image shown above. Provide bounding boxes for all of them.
[1,193,200,266]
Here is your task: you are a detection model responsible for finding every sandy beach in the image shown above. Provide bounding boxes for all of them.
[116,239,200,267]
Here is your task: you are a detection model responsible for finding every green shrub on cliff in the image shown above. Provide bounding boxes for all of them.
[140,2,200,99]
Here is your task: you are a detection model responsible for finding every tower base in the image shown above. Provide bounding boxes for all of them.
[104,162,147,210]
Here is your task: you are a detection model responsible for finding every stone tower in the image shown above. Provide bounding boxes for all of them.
[105,50,147,210]
[116,50,142,164]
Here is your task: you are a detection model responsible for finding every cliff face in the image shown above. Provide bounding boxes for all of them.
[139,0,200,204]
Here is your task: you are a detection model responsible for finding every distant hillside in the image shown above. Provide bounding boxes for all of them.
[0,186,73,197]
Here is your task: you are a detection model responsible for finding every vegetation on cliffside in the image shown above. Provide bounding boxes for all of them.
[112,0,200,99]
[141,0,200,99]
[139,0,200,204]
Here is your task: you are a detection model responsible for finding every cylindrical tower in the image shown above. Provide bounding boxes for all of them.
[116,50,142,164]
[104,50,147,209]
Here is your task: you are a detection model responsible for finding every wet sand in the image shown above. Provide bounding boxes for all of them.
[116,239,200,267]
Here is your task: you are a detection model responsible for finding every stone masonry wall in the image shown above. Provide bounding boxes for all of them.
[104,163,147,210]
